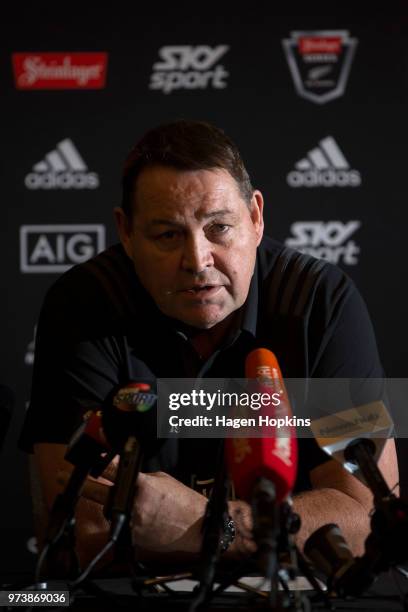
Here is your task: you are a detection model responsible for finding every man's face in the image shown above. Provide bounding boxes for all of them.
[115,165,264,329]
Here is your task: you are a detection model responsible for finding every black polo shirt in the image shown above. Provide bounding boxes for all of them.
[19,236,384,494]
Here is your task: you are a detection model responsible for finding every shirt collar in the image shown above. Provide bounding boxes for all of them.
[240,255,258,337]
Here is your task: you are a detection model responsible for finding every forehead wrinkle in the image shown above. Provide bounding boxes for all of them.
[142,184,233,222]
[134,167,244,225]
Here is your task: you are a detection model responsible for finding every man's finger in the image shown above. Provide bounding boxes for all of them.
[80,478,111,505]
[99,454,119,483]
[57,470,112,505]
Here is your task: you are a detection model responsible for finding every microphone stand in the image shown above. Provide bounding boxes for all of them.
[211,498,318,611]
[189,439,230,612]
[252,477,281,608]
[304,439,408,602]
[38,451,114,582]
[70,435,146,594]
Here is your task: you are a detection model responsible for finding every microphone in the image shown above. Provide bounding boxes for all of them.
[225,348,298,504]
[44,410,114,557]
[310,400,394,501]
[40,409,115,579]
[225,349,298,585]
[43,380,160,580]
[101,381,159,532]
[0,385,14,453]
[307,402,408,597]
[101,381,157,450]
[65,409,111,470]
[304,523,355,585]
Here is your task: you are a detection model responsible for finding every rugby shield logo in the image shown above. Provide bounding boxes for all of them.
[282,30,358,104]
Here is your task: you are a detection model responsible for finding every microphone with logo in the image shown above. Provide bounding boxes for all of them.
[41,378,158,582]
[70,380,161,587]
[101,382,159,538]
[225,349,299,597]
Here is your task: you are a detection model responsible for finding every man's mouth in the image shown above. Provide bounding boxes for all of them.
[180,285,222,297]
[187,284,215,292]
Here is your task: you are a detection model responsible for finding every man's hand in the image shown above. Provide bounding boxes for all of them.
[60,460,256,560]
[293,439,399,556]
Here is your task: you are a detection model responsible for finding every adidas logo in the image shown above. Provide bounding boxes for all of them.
[287,136,361,188]
[25,138,99,190]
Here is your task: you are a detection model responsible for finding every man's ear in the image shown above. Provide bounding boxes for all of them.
[250,190,264,246]
[113,207,134,258]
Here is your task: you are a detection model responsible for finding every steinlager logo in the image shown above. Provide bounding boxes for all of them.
[12,53,107,89]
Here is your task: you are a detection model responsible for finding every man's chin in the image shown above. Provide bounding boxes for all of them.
[178,314,225,330]
[171,305,231,330]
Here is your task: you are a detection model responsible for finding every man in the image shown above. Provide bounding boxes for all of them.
[20,120,398,570]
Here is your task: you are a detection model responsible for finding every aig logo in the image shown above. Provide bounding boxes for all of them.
[20,225,105,273]
[285,221,361,265]
[150,45,229,94]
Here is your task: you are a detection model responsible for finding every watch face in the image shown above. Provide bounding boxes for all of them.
[220,516,236,552]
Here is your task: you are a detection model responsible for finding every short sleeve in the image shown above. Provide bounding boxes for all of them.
[19,270,127,452]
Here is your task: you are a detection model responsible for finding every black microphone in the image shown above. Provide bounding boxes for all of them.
[343,438,391,505]
[101,381,161,541]
[304,522,383,598]
[42,379,160,578]
[44,410,114,552]
[68,380,164,588]
[0,385,14,453]
[310,400,394,499]
[304,524,356,590]
[101,381,157,450]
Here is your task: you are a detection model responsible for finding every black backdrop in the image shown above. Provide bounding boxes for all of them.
[1,6,407,575]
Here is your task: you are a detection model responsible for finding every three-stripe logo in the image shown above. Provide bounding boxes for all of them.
[25,138,99,190]
[287,136,361,188]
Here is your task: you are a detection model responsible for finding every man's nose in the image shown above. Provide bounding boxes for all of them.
[180,233,214,274]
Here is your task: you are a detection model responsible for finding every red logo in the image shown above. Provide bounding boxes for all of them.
[299,37,342,55]
[12,53,108,90]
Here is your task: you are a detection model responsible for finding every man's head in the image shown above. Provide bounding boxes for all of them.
[115,120,264,329]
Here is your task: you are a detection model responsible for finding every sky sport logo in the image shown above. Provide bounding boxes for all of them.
[25,139,99,190]
[287,136,361,188]
[149,45,229,94]
[20,225,105,273]
[285,221,361,266]
[12,52,108,89]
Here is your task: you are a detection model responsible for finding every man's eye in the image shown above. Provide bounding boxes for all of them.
[156,231,180,241]
[208,224,231,235]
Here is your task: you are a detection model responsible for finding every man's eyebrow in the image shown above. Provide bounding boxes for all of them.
[148,210,237,227]
[148,219,183,228]
[200,209,236,220]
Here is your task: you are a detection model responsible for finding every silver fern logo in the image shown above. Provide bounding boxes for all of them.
[282,30,358,104]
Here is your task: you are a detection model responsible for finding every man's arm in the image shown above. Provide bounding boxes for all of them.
[293,438,399,556]
[33,443,114,569]
[33,442,255,571]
